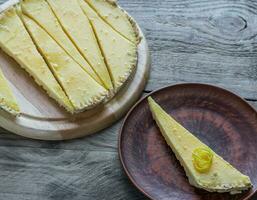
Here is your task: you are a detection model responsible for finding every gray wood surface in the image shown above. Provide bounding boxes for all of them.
[0,0,257,199]
[124,0,257,100]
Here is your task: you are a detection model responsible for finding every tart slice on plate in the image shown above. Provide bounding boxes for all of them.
[148,97,252,194]
[0,68,19,116]
[0,8,74,113]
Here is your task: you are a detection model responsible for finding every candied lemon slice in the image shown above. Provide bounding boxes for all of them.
[192,147,213,173]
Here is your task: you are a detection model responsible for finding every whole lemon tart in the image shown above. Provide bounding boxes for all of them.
[0,0,139,114]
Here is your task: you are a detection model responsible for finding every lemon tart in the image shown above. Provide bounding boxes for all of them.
[84,0,138,44]
[79,0,137,92]
[0,8,74,113]
[0,0,139,114]
[0,68,19,116]
[22,15,108,112]
[20,0,103,87]
[148,97,252,194]
[46,0,113,91]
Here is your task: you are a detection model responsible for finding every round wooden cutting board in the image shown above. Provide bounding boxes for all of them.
[0,0,151,140]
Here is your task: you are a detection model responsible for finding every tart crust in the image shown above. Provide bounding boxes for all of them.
[0,68,20,116]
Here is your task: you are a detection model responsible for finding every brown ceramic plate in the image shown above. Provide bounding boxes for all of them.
[119,83,257,200]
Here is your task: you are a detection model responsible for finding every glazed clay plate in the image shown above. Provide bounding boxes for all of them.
[119,83,257,200]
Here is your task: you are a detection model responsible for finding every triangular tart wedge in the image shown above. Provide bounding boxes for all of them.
[46,0,113,91]
[148,97,252,194]
[22,15,108,112]
[20,0,103,87]
[0,68,20,116]
[84,0,138,44]
[79,0,137,92]
[0,8,74,113]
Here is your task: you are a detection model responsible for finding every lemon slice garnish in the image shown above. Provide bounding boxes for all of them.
[192,147,213,173]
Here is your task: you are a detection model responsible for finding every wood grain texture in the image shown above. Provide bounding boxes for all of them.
[117,0,257,100]
[0,0,257,199]
[0,123,146,200]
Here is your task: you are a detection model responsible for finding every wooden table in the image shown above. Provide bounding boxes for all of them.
[0,0,256,199]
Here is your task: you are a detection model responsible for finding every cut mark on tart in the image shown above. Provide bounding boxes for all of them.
[46,0,113,91]
[0,67,20,116]
[148,97,252,194]
[79,0,137,92]
[20,0,104,88]
[0,7,74,113]
[22,15,108,112]
[84,0,138,44]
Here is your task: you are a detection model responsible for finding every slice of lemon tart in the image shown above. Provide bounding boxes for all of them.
[84,0,138,44]
[20,0,103,87]
[79,0,137,92]
[46,0,113,91]
[148,97,252,194]
[22,15,108,112]
[0,68,20,116]
[0,8,74,113]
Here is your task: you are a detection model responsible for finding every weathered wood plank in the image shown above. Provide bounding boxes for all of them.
[0,122,146,200]
[118,0,257,99]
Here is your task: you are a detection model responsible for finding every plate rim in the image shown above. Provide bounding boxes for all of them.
[118,83,257,200]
